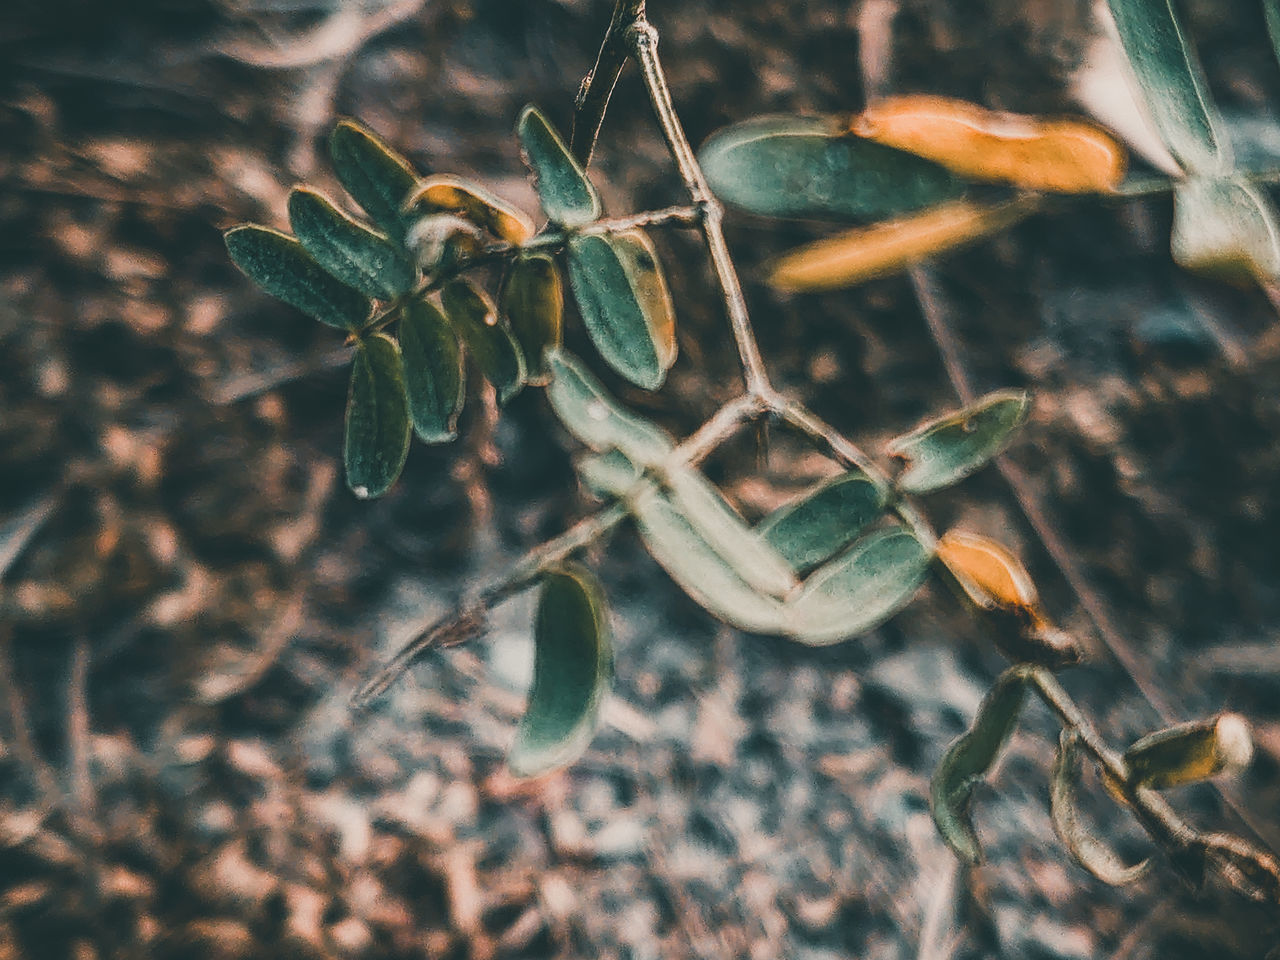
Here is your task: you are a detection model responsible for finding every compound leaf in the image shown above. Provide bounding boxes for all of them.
[399,297,464,443]
[517,105,602,226]
[441,279,525,405]
[888,390,1030,494]
[931,666,1029,863]
[1171,176,1280,283]
[288,187,416,300]
[566,230,677,391]
[785,527,931,645]
[345,333,411,499]
[509,564,613,778]
[501,253,564,384]
[225,224,370,331]
[699,115,965,222]
[545,349,674,465]
[1104,0,1228,174]
[756,472,888,574]
[329,119,420,241]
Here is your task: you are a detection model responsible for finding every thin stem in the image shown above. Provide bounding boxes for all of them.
[626,20,772,397]
[571,0,646,167]
[669,393,764,467]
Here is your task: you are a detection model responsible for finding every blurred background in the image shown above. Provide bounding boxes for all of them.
[3,0,1280,956]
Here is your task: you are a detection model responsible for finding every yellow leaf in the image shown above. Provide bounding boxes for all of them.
[767,199,1032,292]
[936,530,1038,612]
[850,95,1127,194]
[404,175,535,244]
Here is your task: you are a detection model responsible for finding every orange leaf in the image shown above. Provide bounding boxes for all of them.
[404,175,535,244]
[850,95,1127,194]
[936,530,1038,612]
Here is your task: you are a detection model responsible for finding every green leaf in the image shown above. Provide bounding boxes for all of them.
[225,224,370,331]
[1267,0,1280,72]
[566,230,677,391]
[1171,176,1280,282]
[1051,731,1151,885]
[1104,0,1229,174]
[441,279,525,405]
[329,119,420,241]
[509,564,613,778]
[661,466,798,599]
[699,115,966,222]
[288,187,416,300]
[345,333,411,499]
[501,253,564,384]
[399,297,464,443]
[545,349,674,465]
[930,666,1029,864]
[630,482,789,635]
[576,449,643,500]
[517,105,602,226]
[757,472,889,574]
[888,390,1030,495]
[785,527,931,646]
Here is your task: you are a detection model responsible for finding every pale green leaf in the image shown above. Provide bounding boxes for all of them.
[501,253,564,384]
[441,279,525,405]
[785,527,931,646]
[1171,176,1280,282]
[1104,0,1229,174]
[509,564,613,777]
[345,333,411,499]
[757,472,888,574]
[566,230,678,391]
[576,450,643,500]
[399,297,463,443]
[288,187,416,300]
[517,105,602,226]
[888,390,1030,494]
[545,350,674,466]
[699,115,965,222]
[225,224,370,331]
[329,119,420,240]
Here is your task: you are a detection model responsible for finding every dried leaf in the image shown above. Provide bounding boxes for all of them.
[1123,713,1254,789]
[936,530,1038,612]
[404,175,535,244]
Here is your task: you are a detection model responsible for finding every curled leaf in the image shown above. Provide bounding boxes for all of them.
[1198,832,1280,904]
[888,390,1030,494]
[404,175,535,244]
[404,214,487,274]
[501,253,564,384]
[936,530,1038,612]
[545,350,674,466]
[509,564,613,778]
[288,187,416,300]
[1171,176,1280,284]
[850,95,1127,193]
[345,333,411,499]
[756,472,888,574]
[630,482,789,635]
[225,224,370,331]
[399,297,464,443]
[518,105,602,226]
[1123,713,1254,790]
[785,527,931,646]
[699,114,965,221]
[441,279,525,405]
[768,199,1034,292]
[566,230,678,391]
[1051,730,1151,885]
[329,119,420,241]
[930,666,1029,863]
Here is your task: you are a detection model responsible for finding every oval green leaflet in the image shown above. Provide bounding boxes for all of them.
[441,278,526,405]
[509,564,613,778]
[1104,0,1229,175]
[517,104,602,227]
[224,224,370,331]
[887,390,1030,495]
[784,527,931,646]
[398,297,464,443]
[501,253,564,384]
[1171,176,1280,283]
[756,472,889,574]
[1050,730,1151,885]
[345,333,411,499]
[288,187,416,300]
[566,230,677,392]
[329,118,421,241]
[576,449,644,501]
[544,350,674,466]
[698,114,965,222]
[930,665,1030,864]
[630,482,789,635]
